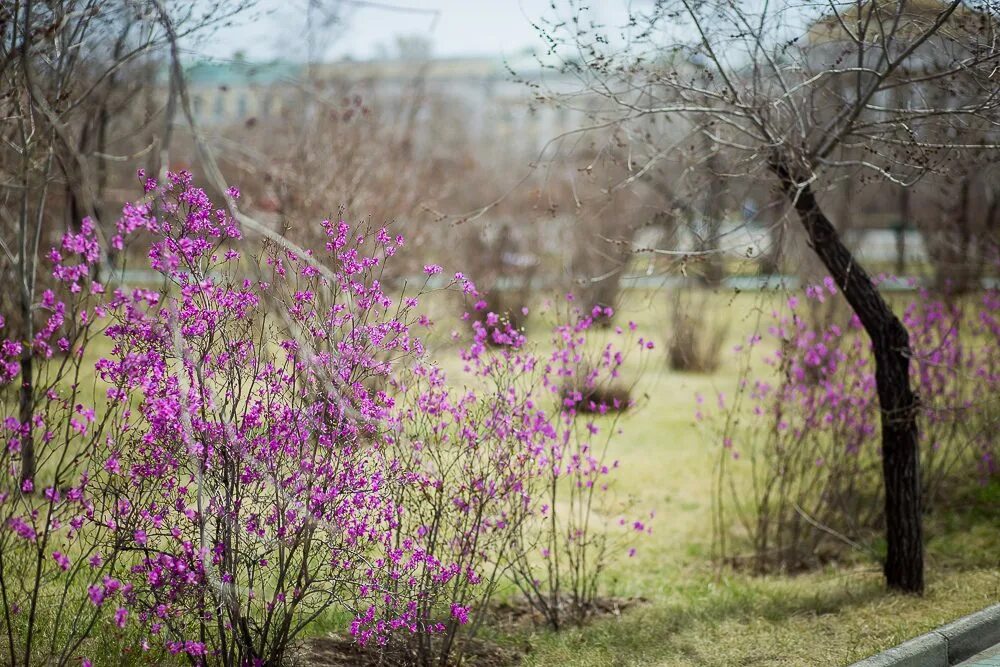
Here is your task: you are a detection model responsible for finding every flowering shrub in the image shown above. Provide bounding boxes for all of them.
[708,280,1000,572]
[0,215,128,666]
[905,291,1000,495]
[373,332,541,664]
[1,172,651,665]
[367,297,652,661]
[503,300,653,630]
[94,172,466,664]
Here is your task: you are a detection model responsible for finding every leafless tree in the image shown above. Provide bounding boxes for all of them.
[541,0,1000,592]
[0,0,250,487]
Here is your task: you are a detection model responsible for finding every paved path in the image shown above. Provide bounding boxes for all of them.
[958,644,1000,667]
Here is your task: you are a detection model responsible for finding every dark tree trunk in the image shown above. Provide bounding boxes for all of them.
[17,162,35,489]
[18,351,34,487]
[17,279,34,486]
[953,177,974,293]
[701,141,725,286]
[772,159,924,594]
[897,187,910,277]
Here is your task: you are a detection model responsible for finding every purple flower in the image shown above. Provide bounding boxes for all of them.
[450,603,470,625]
[52,551,71,571]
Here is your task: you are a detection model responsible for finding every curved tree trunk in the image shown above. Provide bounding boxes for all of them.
[772,159,924,594]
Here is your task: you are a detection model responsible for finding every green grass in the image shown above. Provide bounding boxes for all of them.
[515,569,1000,666]
[496,288,1000,666]
[12,286,1000,666]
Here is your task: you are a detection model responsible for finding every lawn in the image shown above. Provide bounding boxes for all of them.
[474,287,1000,667]
[11,284,999,667]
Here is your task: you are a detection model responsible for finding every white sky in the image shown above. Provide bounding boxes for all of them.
[197,0,581,62]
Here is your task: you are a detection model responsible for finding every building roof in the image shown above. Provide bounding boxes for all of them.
[179,53,557,88]
[807,0,996,45]
[183,59,303,86]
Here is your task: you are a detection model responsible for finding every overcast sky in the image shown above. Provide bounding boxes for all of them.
[198,0,580,62]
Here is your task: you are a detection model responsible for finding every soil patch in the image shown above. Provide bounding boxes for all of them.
[300,596,647,665]
[300,636,521,667]
[487,595,649,630]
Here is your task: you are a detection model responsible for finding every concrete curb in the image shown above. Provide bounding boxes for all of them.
[849,604,1000,667]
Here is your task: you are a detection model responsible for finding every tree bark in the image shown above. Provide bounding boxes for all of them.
[772,158,924,594]
[701,137,725,286]
[897,187,910,277]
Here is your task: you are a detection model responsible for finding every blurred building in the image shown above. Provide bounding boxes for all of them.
[181,55,583,159]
